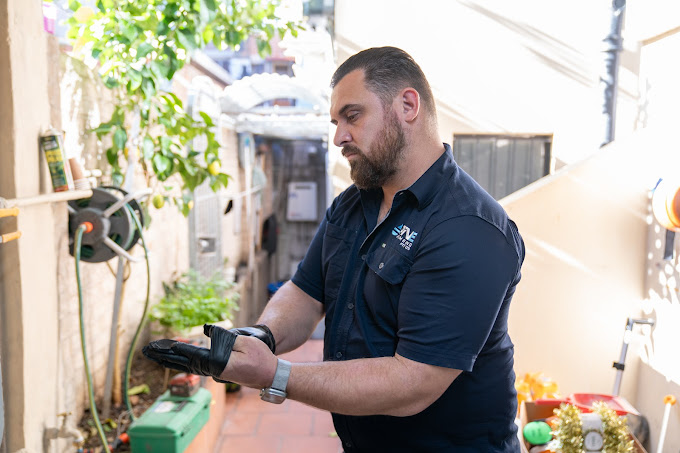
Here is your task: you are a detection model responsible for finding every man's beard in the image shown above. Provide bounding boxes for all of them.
[342,109,407,190]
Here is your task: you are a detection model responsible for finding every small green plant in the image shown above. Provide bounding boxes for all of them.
[148,270,239,333]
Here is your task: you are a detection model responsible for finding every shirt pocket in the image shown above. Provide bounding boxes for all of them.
[322,222,357,300]
[365,246,413,285]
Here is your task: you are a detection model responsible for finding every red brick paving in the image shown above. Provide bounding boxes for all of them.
[214,339,342,453]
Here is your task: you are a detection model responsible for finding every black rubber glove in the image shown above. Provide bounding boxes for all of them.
[228,324,276,354]
[142,324,237,383]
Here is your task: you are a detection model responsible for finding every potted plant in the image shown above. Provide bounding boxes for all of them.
[148,270,240,340]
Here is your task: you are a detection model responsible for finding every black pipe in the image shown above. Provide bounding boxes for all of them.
[601,0,626,148]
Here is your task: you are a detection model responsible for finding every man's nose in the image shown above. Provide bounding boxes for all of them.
[333,125,351,148]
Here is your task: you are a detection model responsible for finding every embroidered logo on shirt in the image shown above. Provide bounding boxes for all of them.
[392,224,418,250]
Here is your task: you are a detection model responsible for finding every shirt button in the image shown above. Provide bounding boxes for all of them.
[336,352,343,358]
[345,441,353,448]
[361,254,366,260]
[381,243,386,248]
[347,303,354,309]
[379,262,384,269]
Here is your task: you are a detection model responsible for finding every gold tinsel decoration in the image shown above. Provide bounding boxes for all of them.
[553,402,634,453]
[554,403,583,453]
[592,401,634,453]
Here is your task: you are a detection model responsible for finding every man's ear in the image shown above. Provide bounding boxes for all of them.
[400,88,420,123]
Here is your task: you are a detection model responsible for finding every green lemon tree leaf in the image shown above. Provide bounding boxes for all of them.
[66,0,302,216]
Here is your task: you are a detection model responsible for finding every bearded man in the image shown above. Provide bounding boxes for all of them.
[145,46,525,452]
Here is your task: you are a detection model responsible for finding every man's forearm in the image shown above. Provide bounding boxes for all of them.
[257,281,324,354]
[286,355,460,417]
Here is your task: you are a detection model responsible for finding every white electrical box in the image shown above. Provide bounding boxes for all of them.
[287,182,318,221]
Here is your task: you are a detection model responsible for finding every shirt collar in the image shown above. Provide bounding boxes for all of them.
[405,143,455,210]
[358,143,456,212]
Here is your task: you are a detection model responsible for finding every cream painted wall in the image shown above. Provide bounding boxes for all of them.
[0,0,17,447]
[502,127,680,451]
[334,0,640,166]
[632,29,680,453]
[502,146,646,397]
[0,2,61,452]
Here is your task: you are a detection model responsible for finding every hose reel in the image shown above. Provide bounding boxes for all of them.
[68,186,148,263]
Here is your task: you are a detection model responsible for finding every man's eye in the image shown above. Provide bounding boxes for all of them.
[347,114,358,122]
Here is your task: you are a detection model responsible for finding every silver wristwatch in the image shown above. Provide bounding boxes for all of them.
[260,358,291,404]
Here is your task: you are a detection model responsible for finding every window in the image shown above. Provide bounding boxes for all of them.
[452,134,552,200]
[272,62,294,76]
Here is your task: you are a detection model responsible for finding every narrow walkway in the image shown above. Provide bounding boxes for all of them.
[214,339,342,453]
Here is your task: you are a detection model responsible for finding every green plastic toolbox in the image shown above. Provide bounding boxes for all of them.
[128,387,212,453]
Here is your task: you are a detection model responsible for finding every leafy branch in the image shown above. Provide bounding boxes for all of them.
[66,0,300,215]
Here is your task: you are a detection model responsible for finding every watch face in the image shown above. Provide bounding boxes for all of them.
[260,388,287,404]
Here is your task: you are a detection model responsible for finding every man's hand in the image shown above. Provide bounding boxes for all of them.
[228,324,276,353]
[143,323,279,388]
[142,324,237,383]
[220,335,279,389]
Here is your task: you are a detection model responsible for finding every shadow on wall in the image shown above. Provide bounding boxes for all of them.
[457,0,596,88]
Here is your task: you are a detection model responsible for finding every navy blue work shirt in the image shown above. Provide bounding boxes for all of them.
[292,144,525,452]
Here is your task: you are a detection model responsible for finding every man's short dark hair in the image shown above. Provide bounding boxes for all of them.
[331,47,436,116]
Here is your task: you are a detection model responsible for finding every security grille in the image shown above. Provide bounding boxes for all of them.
[452,134,552,200]
[187,77,224,278]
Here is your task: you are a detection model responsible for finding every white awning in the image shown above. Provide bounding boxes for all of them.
[219,73,330,140]
[230,112,329,139]
[219,73,329,114]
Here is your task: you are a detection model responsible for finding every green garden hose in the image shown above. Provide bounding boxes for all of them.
[122,204,151,420]
[74,201,152,451]
[74,224,112,453]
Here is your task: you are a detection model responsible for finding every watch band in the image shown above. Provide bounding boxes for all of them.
[271,358,292,391]
[260,358,292,404]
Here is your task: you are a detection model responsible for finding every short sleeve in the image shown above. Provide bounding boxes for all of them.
[291,215,328,303]
[395,216,521,371]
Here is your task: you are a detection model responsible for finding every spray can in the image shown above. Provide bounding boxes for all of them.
[40,128,74,192]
